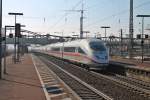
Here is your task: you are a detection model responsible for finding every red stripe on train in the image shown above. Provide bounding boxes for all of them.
[48,51,94,61]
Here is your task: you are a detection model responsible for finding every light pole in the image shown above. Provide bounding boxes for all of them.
[8,12,23,63]
[120,29,123,56]
[0,0,2,79]
[4,26,14,74]
[101,26,110,41]
[136,15,150,63]
[129,0,134,59]
[17,25,25,61]
[62,32,64,59]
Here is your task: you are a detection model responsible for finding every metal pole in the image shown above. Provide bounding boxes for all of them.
[8,13,23,62]
[105,28,106,41]
[109,37,112,56]
[21,33,23,55]
[136,15,150,62]
[121,29,123,56]
[129,0,134,59]
[4,26,6,74]
[141,17,144,63]
[14,15,17,63]
[0,0,2,79]
[62,32,64,59]
[80,0,84,39]
[101,26,110,41]
[17,35,20,62]
[80,10,83,39]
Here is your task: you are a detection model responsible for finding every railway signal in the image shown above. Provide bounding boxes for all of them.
[15,23,21,37]
[9,34,13,38]
[8,12,23,63]
[145,34,148,39]
[137,34,141,39]
[136,34,149,39]
[136,14,150,63]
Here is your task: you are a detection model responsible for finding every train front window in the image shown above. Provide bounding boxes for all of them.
[89,42,106,51]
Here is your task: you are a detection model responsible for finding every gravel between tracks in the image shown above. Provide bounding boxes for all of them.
[36,53,150,100]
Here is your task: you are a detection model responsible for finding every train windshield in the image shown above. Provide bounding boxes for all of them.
[89,41,106,51]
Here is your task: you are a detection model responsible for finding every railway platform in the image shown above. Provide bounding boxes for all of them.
[111,57,150,71]
[110,57,150,82]
[0,54,46,100]
[0,54,78,100]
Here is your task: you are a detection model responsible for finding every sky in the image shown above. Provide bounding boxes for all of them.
[3,0,150,37]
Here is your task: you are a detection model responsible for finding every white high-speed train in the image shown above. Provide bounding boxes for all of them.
[33,39,109,70]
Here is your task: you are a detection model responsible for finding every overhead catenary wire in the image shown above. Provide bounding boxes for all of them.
[84,0,150,29]
[50,0,150,35]
[47,0,83,31]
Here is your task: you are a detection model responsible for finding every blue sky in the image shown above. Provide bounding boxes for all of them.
[3,0,150,37]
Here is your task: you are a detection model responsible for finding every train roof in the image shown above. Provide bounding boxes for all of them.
[46,38,104,48]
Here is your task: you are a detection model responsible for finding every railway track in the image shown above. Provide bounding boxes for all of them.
[37,56,113,100]
[112,74,150,90]
[35,53,150,100]
[92,72,150,99]
[98,71,150,93]
[32,55,81,100]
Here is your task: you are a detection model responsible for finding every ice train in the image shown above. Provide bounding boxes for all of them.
[33,39,109,70]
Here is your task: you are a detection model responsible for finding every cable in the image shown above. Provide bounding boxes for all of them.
[84,1,150,28]
[47,0,83,31]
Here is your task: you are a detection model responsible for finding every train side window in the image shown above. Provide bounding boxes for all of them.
[78,47,86,54]
[64,47,75,52]
[75,47,78,52]
[51,47,60,51]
